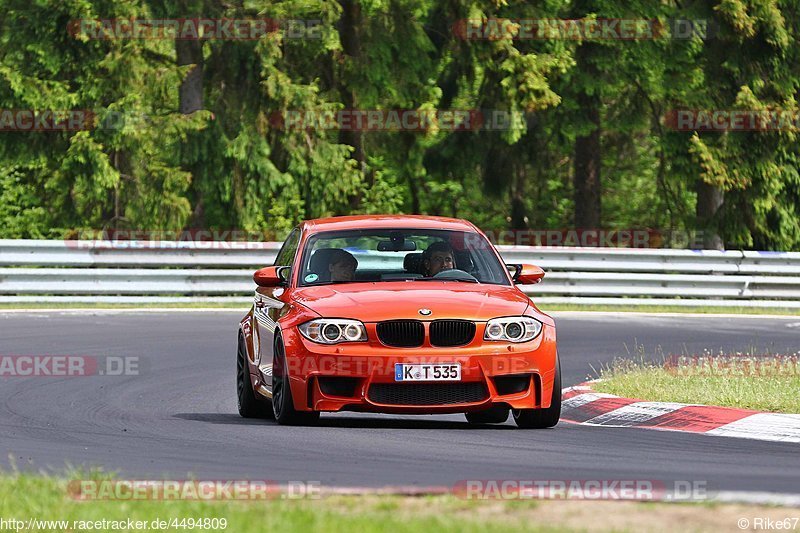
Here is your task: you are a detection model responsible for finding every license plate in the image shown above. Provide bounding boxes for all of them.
[394,363,461,382]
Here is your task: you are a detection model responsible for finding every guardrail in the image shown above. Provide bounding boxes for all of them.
[1,240,799,307]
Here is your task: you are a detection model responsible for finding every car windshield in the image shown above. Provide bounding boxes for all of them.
[297,229,510,286]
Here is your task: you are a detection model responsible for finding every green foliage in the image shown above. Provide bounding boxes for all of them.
[0,0,798,249]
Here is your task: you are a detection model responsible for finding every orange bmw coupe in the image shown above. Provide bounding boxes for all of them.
[237,215,560,428]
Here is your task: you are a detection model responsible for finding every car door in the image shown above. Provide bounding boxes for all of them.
[253,228,300,392]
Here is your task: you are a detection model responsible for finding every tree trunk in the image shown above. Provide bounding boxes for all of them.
[176,39,205,227]
[338,0,366,209]
[176,40,204,114]
[573,44,602,229]
[696,181,724,250]
[510,164,528,232]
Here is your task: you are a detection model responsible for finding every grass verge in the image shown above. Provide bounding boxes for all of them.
[593,353,800,413]
[0,472,795,533]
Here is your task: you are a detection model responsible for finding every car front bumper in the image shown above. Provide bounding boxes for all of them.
[273,323,558,414]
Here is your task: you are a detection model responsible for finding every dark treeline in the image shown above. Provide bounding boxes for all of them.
[1,0,799,250]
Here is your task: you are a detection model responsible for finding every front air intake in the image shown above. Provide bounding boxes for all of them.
[368,383,488,405]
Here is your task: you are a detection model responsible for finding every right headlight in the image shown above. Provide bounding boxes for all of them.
[484,316,542,343]
[298,318,367,344]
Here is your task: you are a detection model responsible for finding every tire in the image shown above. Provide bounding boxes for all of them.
[465,406,509,424]
[272,335,320,426]
[512,355,561,429]
[237,334,273,419]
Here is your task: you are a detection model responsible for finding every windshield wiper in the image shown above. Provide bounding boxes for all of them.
[305,280,361,286]
[418,277,479,283]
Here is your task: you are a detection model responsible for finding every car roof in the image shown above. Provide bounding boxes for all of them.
[301,215,478,234]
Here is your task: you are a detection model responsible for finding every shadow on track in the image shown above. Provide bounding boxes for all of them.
[315,415,516,430]
[173,412,516,430]
[173,413,270,425]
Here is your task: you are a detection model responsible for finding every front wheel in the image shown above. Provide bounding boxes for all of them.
[272,335,320,426]
[512,355,561,429]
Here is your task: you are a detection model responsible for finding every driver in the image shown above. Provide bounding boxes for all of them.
[328,249,358,282]
[423,241,455,277]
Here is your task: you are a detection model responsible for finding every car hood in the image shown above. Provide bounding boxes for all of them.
[292,281,530,322]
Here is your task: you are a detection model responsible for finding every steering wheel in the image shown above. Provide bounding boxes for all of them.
[431,268,479,282]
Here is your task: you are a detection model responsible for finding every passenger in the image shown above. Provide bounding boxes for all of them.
[328,249,358,282]
[423,241,455,277]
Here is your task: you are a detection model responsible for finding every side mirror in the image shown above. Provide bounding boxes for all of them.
[507,263,545,284]
[254,266,289,287]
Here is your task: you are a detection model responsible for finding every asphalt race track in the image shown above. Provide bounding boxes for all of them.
[1,310,799,495]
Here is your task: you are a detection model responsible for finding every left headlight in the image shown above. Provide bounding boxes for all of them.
[484,316,542,343]
[298,319,368,344]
